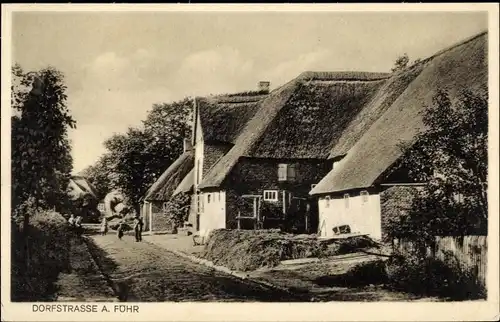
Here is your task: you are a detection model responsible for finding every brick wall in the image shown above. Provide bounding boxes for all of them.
[224,157,330,229]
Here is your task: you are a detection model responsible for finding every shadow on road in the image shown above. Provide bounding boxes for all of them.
[83,236,136,302]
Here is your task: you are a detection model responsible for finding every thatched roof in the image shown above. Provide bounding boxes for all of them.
[173,168,194,196]
[68,175,98,201]
[197,94,265,143]
[144,151,194,201]
[311,31,487,195]
[249,77,388,159]
[328,64,427,159]
[198,71,391,189]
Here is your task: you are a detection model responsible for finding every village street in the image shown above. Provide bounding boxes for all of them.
[84,233,302,302]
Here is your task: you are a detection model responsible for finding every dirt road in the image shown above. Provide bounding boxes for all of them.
[86,234,302,302]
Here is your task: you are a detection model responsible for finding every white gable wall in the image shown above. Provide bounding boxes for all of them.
[194,112,204,190]
[318,191,382,240]
[199,190,226,238]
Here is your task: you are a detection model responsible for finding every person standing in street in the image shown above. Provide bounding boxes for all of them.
[100,217,108,236]
[134,216,144,242]
[117,221,124,240]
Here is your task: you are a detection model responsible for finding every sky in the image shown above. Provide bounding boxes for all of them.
[11,11,488,174]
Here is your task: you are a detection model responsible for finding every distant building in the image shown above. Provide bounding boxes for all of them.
[67,175,100,222]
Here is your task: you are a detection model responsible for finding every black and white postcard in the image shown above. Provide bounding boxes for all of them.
[1,3,499,322]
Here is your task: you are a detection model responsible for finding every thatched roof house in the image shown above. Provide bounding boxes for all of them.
[308,31,487,239]
[142,89,270,233]
[191,31,487,239]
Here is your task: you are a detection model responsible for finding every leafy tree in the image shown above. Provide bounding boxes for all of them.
[103,128,151,215]
[79,154,114,200]
[98,98,193,215]
[162,192,191,230]
[391,53,410,72]
[11,64,76,216]
[142,98,193,176]
[388,89,488,241]
[11,64,75,277]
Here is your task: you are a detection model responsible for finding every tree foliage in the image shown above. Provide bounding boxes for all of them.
[162,192,191,229]
[391,53,410,72]
[388,89,488,240]
[78,154,114,200]
[11,63,76,214]
[82,98,193,214]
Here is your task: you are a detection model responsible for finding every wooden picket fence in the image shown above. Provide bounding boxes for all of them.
[392,235,487,286]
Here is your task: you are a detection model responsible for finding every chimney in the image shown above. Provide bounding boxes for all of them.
[183,138,193,153]
[258,81,270,93]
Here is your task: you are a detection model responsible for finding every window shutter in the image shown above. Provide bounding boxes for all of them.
[278,164,287,181]
[287,164,296,181]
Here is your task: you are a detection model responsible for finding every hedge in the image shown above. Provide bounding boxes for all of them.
[11,209,72,301]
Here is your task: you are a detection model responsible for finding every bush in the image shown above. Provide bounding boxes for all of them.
[315,259,388,287]
[11,208,72,301]
[335,236,380,254]
[385,250,486,300]
[162,192,191,229]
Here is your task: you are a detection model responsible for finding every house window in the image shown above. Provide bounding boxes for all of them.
[325,196,330,208]
[263,190,278,202]
[163,202,168,211]
[454,193,464,204]
[360,190,369,203]
[218,192,221,202]
[207,194,211,204]
[344,193,350,209]
[278,164,296,181]
[311,184,317,190]
[278,164,287,181]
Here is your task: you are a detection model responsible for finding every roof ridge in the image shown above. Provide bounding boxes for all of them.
[395,30,488,74]
[297,71,391,81]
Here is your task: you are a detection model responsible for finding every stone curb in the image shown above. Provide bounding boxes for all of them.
[162,247,307,300]
[81,236,120,302]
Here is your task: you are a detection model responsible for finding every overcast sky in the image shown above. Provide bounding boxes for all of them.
[12,11,487,173]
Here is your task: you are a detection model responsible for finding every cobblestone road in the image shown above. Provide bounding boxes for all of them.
[87,234,302,302]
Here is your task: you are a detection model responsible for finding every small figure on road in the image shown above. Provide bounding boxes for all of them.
[100,217,108,236]
[117,221,125,240]
[134,216,144,242]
